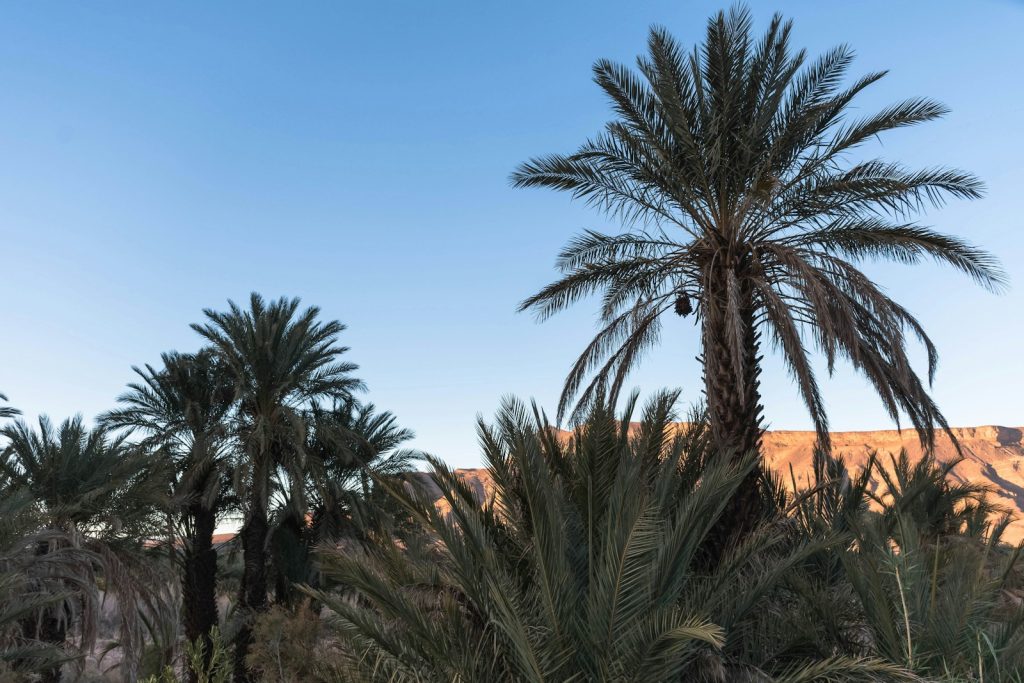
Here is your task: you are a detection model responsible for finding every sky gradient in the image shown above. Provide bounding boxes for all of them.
[1,1,1021,467]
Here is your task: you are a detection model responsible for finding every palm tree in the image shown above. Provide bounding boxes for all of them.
[782,446,1024,680]
[191,293,363,681]
[872,450,998,541]
[0,392,19,420]
[0,489,82,678]
[102,349,236,678]
[271,397,416,606]
[0,537,96,678]
[312,392,912,682]
[511,8,1005,536]
[306,397,417,541]
[0,416,168,682]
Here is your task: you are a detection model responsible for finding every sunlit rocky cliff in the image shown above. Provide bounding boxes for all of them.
[409,425,1024,543]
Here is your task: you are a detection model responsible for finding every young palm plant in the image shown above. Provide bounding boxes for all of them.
[0,416,170,682]
[786,447,1024,680]
[872,451,997,541]
[845,485,1024,680]
[191,293,363,681]
[102,349,237,679]
[511,6,1004,537]
[311,392,912,682]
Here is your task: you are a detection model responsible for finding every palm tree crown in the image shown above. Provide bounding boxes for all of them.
[103,349,236,518]
[269,397,417,604]
[512,7,1005,459]
[192,293,364,513]
[0,416,154,534]
[305,397,417,540]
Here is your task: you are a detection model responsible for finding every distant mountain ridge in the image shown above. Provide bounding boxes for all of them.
[408,424,1024,543]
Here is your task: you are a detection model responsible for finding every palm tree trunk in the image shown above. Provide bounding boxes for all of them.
[272,510,308,607]
[37,612,67,683]
[182,504,218,682]
[233,505,269,683]
[28,539,67,683]
[701,266,765,552]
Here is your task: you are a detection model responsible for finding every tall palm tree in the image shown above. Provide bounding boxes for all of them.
[0,416,167,682]
[191,293,363,681]
[102,349,236,678]
[511,8,1004,535]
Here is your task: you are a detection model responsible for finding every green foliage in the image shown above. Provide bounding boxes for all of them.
[0,416,174,682]
[141,627,232,683]
[0,533,82,677]
[872,451,1000,540]
[786,446,1024,681]
[192,293,364,516]
[0,416,163,536]
[270,397,419,604]
[102,348,237,531]
[845,466,1024,679]
[311,392,917,682]
[304,396,419,542]
[244,603,335,682]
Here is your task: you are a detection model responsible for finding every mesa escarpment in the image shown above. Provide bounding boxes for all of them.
[410,425,1024,543]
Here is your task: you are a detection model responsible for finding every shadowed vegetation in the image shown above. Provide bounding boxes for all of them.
[312,395,1023,682]
[0,416,173,682]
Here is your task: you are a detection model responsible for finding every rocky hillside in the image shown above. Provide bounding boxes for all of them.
[409,425,1024,543]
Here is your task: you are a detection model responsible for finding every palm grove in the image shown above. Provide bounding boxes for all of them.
[1,8,1019,683]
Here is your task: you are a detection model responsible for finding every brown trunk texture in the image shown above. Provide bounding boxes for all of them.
[702,263,764,557]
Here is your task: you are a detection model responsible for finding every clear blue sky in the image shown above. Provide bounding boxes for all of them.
[1,1,1021,467]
